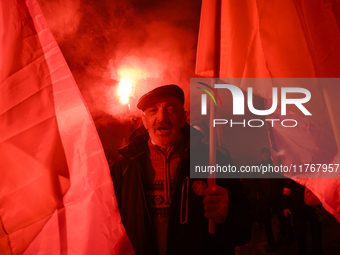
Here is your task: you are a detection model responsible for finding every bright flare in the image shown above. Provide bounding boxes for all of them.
[118,77,133,104]
[115,56,162,105]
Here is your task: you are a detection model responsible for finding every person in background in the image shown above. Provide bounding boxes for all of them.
[256,148,288,253]
[321,206,340,255]
[110,84,251,255]
[282,179,322,255]
[242,178,262,231]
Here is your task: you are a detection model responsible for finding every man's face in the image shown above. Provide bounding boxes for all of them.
[260,152,270,161]
[142,96,187,149]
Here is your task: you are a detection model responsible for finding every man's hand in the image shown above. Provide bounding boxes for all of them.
[283,208,291,218]
[203,185,229,224]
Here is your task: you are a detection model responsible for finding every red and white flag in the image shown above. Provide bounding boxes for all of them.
[196,0,340,221]
[0,0,134,254]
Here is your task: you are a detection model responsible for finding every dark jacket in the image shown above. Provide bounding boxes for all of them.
[110,124,251,255]
[255,159,284,201]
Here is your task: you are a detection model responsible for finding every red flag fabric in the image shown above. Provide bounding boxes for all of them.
[196,0,340,221]
[0,0,134,254]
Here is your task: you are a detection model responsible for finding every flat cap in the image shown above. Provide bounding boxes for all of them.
[137,84,184,110]
[260,148,270,154]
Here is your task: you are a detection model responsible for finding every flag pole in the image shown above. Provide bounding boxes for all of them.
[208,84,217,234]
[208,0,221,235]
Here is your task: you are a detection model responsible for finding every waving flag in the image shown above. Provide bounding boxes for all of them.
[196,0,340,221]
[0,0,133,254]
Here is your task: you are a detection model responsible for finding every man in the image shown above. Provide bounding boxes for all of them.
[259,148,270,162]
[282,180,322,255]
[111,84,251,255]
[255,148,288,253]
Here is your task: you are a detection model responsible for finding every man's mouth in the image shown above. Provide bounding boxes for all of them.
[156,126,171,134]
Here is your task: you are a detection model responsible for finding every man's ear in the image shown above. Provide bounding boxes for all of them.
[181,110,188,127]
[142,112,148,130]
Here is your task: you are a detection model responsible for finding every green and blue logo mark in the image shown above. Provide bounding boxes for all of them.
[196,82,222,115]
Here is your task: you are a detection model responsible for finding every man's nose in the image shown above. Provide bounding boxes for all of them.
[156,108,169,121]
